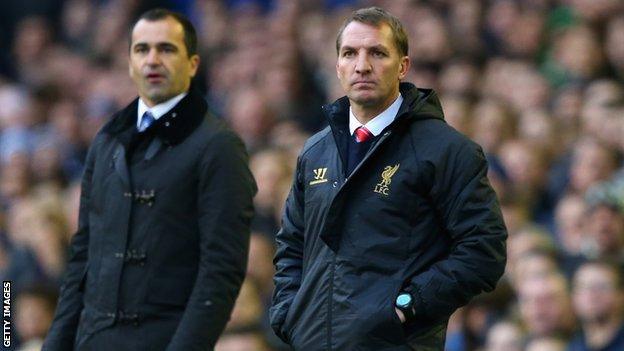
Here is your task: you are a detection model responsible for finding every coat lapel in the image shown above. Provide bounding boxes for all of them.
[144,137,163,161]
[113,144,131,190]
[101,88,208,148]
[101,88,209,188]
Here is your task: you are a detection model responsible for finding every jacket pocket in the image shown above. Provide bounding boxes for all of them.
[405,322,447,350]
[269,306,290,343]
[366,280,406,345]
[280,288,306,343]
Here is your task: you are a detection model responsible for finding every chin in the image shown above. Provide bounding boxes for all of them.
[147,91,169,103]
[350,94,380,107]
[349,89,374,99]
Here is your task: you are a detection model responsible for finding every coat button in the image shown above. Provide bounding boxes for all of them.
[332,181,338,188]
[172,112,177,118]
[165,122,170,127]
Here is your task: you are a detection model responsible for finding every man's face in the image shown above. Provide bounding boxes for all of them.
[573,265,622,323]
[336,21,409,111]
[129,17,199,107]
[16,296,54,340]
[518,276,573,337]
[585,205,624,255]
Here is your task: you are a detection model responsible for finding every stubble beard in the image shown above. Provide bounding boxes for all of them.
[144,84,172,105]
[348,90,382,108]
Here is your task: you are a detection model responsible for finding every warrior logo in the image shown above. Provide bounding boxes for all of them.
[310,168,328,185]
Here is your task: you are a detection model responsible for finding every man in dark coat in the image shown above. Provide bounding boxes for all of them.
[43,9,256,351]
[270,7,507,351]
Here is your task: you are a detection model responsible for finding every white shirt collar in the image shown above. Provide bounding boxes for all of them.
[349,93,403,136]
[137,92,188,129]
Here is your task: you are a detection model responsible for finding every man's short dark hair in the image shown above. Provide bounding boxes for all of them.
[335,7,409,57]
[576,259,624,290]
[17,284,59,314]
[130,8,198,57]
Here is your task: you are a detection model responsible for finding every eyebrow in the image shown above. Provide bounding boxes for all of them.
[132,42,180,50]
[340,44,390,52]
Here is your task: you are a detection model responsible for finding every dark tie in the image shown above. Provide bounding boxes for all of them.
[354,126,373,143]
[138,111,156,132]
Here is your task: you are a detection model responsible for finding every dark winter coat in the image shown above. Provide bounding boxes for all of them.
[270,83,507,350]
[43,90,256,351]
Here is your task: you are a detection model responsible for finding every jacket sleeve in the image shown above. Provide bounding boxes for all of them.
[269,155,305,343]
[405,141,507,323]
[42,142,96,351]
[166,131,256,351]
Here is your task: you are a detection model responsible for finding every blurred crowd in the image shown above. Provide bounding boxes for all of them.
[1,0,623,350]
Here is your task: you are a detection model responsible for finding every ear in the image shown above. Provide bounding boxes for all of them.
[189,54,200,77]
[398,55,410,80]
[336,60,340,80]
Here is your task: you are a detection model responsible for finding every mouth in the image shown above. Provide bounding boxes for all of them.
[352,81,375,87]
[145,73,165,83]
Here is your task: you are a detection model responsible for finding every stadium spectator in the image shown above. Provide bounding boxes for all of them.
[517,272,577,340]
[15,285,58,351]
[485,320,524,351]
[569,260,624,351]
[525,336,568,351]
[582,196,624,262]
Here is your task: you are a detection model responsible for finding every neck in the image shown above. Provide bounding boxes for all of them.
[141,88,191,108]
[351,92,399,124]
[583,314,623,349]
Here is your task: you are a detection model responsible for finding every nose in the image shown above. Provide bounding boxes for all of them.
[146,48,162,66]
[355,52,372,74]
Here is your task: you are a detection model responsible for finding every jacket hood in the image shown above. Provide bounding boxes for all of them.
[323,82,445,127]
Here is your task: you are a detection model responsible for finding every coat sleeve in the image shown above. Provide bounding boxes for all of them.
[269,154,305,343]
[42,141,96,351]
[405,141,507,323]
[166,131,256,351]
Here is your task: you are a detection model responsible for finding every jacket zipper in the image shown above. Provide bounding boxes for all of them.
[326,253,337,350]
[318,93,434,346]
[315,127,396,251]
[332,128,393,198]
[323,131,392,351]
[345,129,393,185]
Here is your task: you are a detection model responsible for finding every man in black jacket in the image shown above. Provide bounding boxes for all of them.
[43,9,256,351]
[270,7,507,350]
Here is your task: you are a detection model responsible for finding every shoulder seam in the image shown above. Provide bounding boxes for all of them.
[300,127,331,158]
